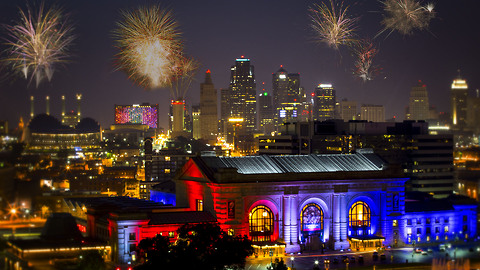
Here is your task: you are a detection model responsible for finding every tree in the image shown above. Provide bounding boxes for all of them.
[135,223,254,270]
[266,258,288,270]
[77,250,105,270]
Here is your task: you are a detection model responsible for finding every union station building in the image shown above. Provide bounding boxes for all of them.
[173,153,477,255]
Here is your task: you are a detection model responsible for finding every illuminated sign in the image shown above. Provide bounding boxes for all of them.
[115,104,159,128]
[228,118,244,122]
[279,74,287,79]
[279,110,286,118]
[318,83,333,88]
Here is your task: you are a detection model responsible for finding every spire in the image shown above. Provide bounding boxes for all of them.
[204,69,213,84]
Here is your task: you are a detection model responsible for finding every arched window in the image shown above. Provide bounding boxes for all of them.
[301,203,324,232]
[249,205,273,242]
[349,201,371,236]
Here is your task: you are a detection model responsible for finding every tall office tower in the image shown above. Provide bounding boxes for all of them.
[451,76,468,130]
[192,105,201,140]
[76,93,82,122]
[219,88,230,136]
[199,70,218,143]
[313,83,336,121]
[272,66,301,125]
[361,104,385,122]
[30,96,34,118]
[339,99,357,121]
[408,80,430,121]
[171,100,185,138]
[229,57,256,133]
[45,96,50,115]
[258,87,274,135]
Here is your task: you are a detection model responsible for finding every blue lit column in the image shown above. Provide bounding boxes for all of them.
[291,196,299,247]
[333,194,341,249]
[339,194,348,249]
[285,195,300,253]
[283,196,291,245]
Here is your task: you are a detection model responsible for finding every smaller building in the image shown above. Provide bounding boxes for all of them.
[63,196,217,264]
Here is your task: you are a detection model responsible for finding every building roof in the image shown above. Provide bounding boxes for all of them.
[148,211,216,225]
[198,153,385,175]
[66,196,168,214]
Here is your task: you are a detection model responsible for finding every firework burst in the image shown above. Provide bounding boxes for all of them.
[378,0,435,37]
[169,55,199,99]
[309,0,359,50]
[352,39,380,82]
[113,4,183,90]
[2,2,75,87]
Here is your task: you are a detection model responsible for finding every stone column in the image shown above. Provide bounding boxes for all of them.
[283,196,291,244]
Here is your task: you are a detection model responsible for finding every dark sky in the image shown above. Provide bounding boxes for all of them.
[1,0,479,130]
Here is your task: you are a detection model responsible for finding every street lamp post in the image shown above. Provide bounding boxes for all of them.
[290,257,294,270]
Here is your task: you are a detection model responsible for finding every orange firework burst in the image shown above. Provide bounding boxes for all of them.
[113,4,183,90]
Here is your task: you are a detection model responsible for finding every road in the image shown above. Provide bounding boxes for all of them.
[246,244,479,269]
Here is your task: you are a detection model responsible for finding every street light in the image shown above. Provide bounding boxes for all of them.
[290,257,294,269]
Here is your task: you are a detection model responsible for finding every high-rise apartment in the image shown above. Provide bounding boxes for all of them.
[314,83,336,121]
[407,81,430,121]
[451,76,468,130]
[199,70,218,143]
[229,57,256,133]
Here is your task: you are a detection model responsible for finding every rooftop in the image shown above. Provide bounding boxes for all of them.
[199,153,385,175]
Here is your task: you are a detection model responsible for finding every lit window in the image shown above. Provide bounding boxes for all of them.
[417,236,421,242]
[393,220,398,227]
[444,226,448,233]
[349,201,371,236]
[407,228,412,235]
[165,169,170,174]
[249,205,274,242]
[165,156,170,161]
[426,235,430,242]
[228,229,234,236]
[196,199,203,211]
[168,232,174,238]
[301,203,324,233]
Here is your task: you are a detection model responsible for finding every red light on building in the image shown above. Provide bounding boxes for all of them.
[77,224,86,233]
[311,93,315,96]
[206,69,211,74]
[171,100,185,105]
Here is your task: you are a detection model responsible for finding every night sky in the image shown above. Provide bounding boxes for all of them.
[0,0,479,130]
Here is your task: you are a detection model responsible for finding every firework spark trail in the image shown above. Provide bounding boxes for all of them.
[309,0,359,50]
[2,2,75,87]
[377,0,435,37]
[169,55,199,99]
[113,5,184,92]
[352,39,380,82]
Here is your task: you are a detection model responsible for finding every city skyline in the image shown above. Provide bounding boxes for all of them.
[0,0,479,130]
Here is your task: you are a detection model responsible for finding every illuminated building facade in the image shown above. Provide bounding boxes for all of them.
[258,89,274,135]
[339,100,358,121]
[192,105,200,140]
[407,81,430,121]
[114,104,159,129]
[314,84,336,121]
[199,70,218,144]
[228,57,256,134]
[272,67,301,126]
[451,77,468,130]
[174,153,476,255]
[361,104,385,122]
[63,196,216,264]
[171,99,186,138]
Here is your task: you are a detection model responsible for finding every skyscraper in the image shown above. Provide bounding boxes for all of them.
[228,57,256,154]
[199,70,218,143]
[272,66,301,125]
[258,87,274,135]
[229,57,256,133]
[339,99,358,121]
[407,80,430,121]
[314,83,336,121]
[451,75,468,130]
[192,105,200,140]
[219,88,230,136]
[361,104,385,122]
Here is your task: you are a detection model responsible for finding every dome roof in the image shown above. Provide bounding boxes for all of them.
[28,114,69,133]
